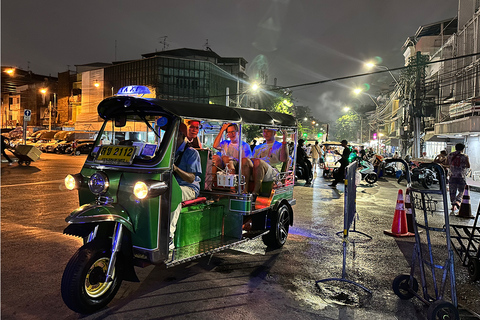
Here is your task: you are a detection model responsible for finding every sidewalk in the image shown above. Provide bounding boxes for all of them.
[466,176,480,192]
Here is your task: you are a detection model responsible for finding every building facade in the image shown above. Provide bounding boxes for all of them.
[1,67,58,130]
[75,48,247,131]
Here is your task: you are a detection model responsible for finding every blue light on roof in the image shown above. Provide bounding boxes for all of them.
[116,85,151,96]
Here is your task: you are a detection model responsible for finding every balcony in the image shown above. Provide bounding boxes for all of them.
[434,115,480,135]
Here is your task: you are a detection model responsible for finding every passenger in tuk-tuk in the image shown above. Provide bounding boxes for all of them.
[251,128,289,195]
[212,123,253,190]
[170,123,202,249]
[184,119,202,148]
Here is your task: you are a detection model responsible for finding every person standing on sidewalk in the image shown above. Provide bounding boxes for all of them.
[447,143,470,212]
[328,140,350,188]
[1,134,14,165]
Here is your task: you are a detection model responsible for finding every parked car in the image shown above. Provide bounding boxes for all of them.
[42,131,72,152]
[54,132,96,153]
[10,130,46,148]
[33,130,60,151]
[65,140,95,155]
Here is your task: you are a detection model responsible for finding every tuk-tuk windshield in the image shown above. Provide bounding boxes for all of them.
[90,114,172,165]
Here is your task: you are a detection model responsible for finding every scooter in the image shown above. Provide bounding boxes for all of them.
[295,159,313,185]
[355,157,378,184]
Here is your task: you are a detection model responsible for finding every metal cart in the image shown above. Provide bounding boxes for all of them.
[392,162,459,320]
[12,145,41,166]
[450,203,480,281]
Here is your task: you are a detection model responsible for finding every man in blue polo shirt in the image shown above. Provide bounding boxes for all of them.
[170,122,202,249]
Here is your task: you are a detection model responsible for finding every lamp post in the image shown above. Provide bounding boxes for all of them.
[353,88,380,108]
[364,61,400,87]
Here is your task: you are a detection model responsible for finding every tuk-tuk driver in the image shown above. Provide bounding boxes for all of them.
[170,122,202,249]
[212,123,253,190]
[251,128,289,196]
[185,119,202,148]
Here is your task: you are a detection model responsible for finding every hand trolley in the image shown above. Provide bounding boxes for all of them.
[392,162,459,320]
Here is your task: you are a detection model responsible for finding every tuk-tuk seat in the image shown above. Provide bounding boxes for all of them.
[181,197,207,208]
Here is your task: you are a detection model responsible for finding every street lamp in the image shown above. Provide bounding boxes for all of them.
[93,80,114,97]
[4,68,15,76]
[353,88,380,108]
[237,82,260,107]
[40,88,55,130]
[364,61,399,86]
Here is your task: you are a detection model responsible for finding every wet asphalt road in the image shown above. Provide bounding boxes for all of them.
[2,153,480,319]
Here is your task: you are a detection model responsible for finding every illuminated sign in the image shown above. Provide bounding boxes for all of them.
[116,86,151,97]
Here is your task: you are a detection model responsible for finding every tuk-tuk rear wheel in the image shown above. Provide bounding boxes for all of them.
[61,240,122,314]
[262,204,290,249]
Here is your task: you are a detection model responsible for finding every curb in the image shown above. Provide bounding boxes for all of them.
[469,185,480,193]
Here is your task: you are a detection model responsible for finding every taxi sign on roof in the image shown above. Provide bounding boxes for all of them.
[116,85,151,97]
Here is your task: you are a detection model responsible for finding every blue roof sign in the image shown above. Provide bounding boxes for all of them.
[116,85,151,97]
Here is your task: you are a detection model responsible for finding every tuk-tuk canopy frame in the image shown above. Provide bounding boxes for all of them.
[97,96,297,128]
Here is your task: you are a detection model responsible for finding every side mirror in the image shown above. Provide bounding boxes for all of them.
[115,116,126,127]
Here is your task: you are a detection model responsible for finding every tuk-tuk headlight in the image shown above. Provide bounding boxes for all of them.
[133,180,168,199]
[65,173,83,190]
[88,172,109,195]
[134,181,149,199]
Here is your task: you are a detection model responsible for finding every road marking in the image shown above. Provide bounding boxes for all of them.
[0,180,64,188]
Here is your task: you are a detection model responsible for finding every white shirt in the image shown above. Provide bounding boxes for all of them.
[253,141,283,165]
[219,140,252,160]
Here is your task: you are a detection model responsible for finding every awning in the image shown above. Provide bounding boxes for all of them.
[424,132,465,142]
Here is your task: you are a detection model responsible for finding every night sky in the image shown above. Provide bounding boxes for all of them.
[2,0,458,122]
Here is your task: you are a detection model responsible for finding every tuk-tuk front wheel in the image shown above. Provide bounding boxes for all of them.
[262,204,290,249]
[61,240,122,314]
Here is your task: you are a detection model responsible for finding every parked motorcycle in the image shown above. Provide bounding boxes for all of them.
[397,161,436,188]
[384,162,397,176]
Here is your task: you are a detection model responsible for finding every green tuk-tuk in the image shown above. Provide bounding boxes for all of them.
[61,86,298,313]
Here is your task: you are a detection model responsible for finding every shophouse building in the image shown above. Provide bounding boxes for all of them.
[371,0,480,175]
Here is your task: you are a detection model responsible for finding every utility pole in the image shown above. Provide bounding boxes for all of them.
[413,51,423,158]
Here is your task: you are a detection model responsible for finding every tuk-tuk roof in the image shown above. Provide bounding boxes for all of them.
[97,96,297,127]
[322,141,342,145]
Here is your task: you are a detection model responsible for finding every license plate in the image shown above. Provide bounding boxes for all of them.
[418,174,424,179]
[96,146,136,164]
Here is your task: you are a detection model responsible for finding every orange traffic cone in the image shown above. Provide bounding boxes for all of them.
[458,185,474,218]
[384,189,415,237]
[404,188,415,233]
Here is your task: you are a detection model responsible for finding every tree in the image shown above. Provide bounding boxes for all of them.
[333,113,361,142]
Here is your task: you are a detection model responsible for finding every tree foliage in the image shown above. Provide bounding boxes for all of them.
[333,113,360,142]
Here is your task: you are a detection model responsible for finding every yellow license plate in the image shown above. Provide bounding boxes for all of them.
[96,146,135,164]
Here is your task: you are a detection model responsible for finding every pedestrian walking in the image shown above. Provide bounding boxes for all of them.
[71,139,78,156]
[328,140,350,188]
[311,141,322,171]
[447,143,470,213]
[1,134,13,165]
